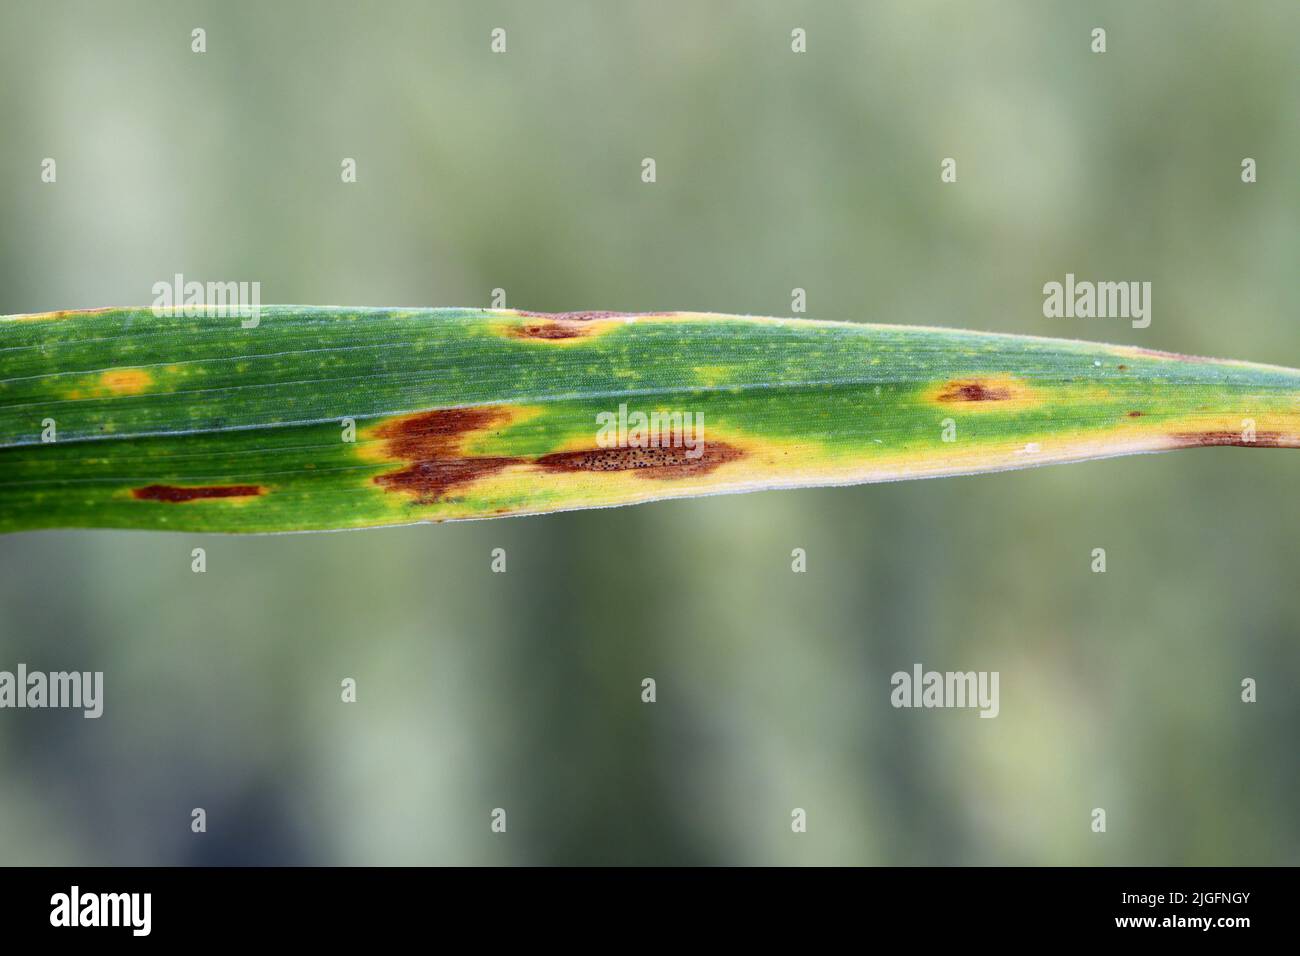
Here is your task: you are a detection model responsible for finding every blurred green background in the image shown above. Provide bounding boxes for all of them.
[1,1,1298,865]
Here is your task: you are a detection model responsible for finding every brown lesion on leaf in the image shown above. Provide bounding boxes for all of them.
[936,381,1012,403]
[501,310,672,343]
[371,407,523,503]
[510,322,589,340]
[132,484,264,502]
[370,405,748,504]
[927,374,1038,410]
[536,441,744,480]
[1169,430,1294,448]
[1127,410,1144,417]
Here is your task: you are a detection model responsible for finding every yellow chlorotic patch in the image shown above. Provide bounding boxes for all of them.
[4,307,114,323]
[99,368,153,395]
[491,316,625,345]
[692,365,733,387]
[1146,408,1300,446]
[441,406,1300,520]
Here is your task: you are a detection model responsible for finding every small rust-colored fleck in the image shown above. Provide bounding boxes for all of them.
[133,484,264,502]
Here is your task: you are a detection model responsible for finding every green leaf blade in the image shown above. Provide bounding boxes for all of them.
[2,307,1297,533]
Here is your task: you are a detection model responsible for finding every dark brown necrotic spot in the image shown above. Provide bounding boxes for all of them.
[1127,411,1144,417]
[132,484,263,502]
[512,322,586,340]
[1169,430,1292,448]
[373,408,521,502]
[536,441,744,480]
[508,310,677,340]
[379,456,518,501]
[937,381,1011,403]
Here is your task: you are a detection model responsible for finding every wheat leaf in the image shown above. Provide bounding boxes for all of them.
[2,306,1296,533]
